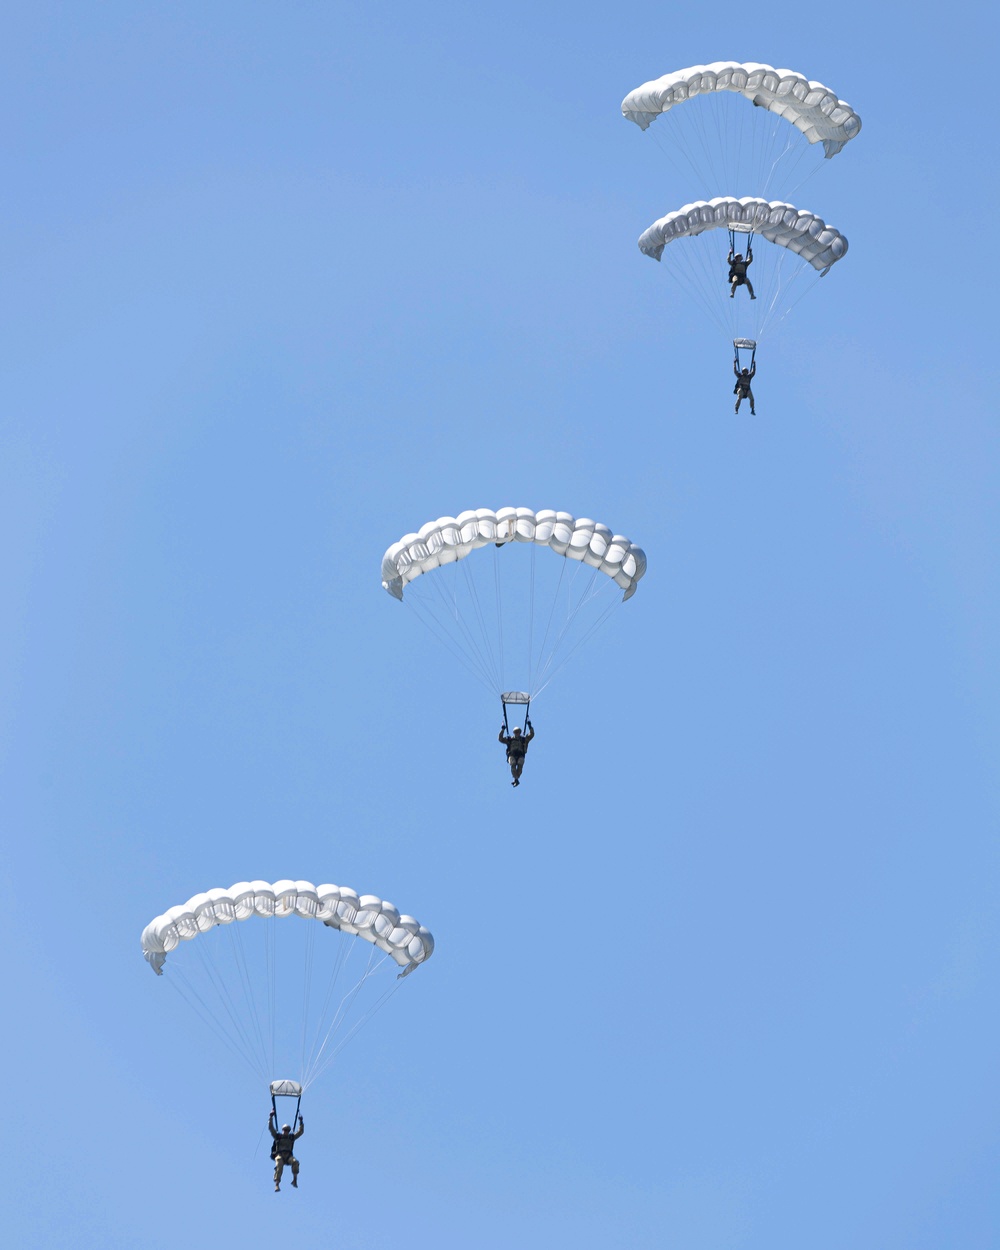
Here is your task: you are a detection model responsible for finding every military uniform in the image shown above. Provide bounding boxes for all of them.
[498,725,534,786]
[269,1117,304,1190]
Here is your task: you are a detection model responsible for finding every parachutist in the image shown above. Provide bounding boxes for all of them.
[269,1111,304,1192]
[499,720,534,787]
[728,248,755,299]
[733,361,756,415]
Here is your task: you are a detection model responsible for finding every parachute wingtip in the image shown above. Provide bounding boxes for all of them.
[383,577,404,601]
[144,950,166,975]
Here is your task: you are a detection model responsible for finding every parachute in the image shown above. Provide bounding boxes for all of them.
[638,196,848,346]
[141,879,433,1094]
[381,507,646,718]
[622,61,861,199]
[639,197,847,271]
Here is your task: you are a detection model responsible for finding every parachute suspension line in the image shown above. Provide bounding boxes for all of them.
[642,88,833,203]
[301,922,355,1087]
[698,232,740,340]
[760,115,823,202]
[164,967,265,1079]
[697,92,729,193]
[658,235,731,340]
[311,973,403,1084]
[531,556,569,696]
[404,550,506,695]
[532,560,597,690]
[436,559,500,689]
[706,91,727,188]
[756,114,781,199]
[750,110,812,201]
[761,123,794,199]
[306,959,405,1089]
[531,561,607,695]
[754,242,824,341]
[527,542,536,694]
[172,940,265,1080]
[228,919,270,1079]
[532,591,622,702]
[748,95,768,196]
[192,928,267,1076]
[460,553,504,692]
[668,253,720,334]
[756,241,793,337]
[302,942,394,1088]
[650,93,733,194]
[763,266,825,340]
[300,919,316,1086]
[493,543,505,696]
[304,929,370,1084]
[265,911,276,1079]
[787,144,823,199]
[650,123,703,195]
[407,592,497,696]
[738,85,758,193]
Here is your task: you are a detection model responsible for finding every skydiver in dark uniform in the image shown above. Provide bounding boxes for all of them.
[498,721,534,787]
[269,1111,304,1192]
[728,247,756,299]
[733,360,756,415]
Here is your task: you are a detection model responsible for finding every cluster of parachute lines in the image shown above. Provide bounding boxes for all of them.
[141,59,860,1130]
[621,60,860,357]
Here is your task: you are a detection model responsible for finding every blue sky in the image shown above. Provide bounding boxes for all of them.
[1,3,997,1247]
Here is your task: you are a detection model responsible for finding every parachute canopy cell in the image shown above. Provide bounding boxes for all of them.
[141,879,435,977]
[621,61,861,157]
[638,197,848,274]
[381,508,647,604]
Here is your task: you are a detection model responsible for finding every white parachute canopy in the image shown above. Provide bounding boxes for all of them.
[381,507,647,705]
[638,196,848,344]
[141,879,434,1092]
[622,61,861,200]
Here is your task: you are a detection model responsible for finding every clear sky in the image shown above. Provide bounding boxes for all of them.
[2,4,997,1248]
